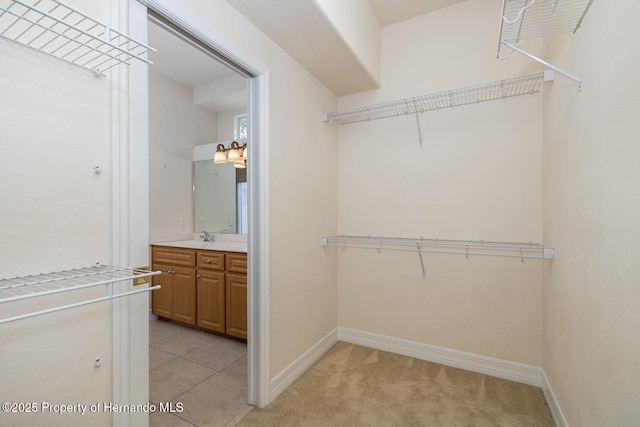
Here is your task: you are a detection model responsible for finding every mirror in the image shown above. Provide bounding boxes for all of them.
[193,160,247,234]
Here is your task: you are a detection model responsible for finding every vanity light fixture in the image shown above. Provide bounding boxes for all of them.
[227,141,241,161]
[213,144,227,164]
[213,141,247,168]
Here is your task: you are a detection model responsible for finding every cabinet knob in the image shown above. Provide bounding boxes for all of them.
[205,259,211,263]
[196,274,201,279]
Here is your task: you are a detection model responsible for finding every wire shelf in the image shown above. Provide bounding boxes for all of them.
[0,264,161,324]
[322,235,554,276]
[499,0,595,47]
[0,0,156,75]
[323,72,548,125]
[322,235,554,258]
[497,0,595,87]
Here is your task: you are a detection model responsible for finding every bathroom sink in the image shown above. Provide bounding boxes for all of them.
[152,239,247,253]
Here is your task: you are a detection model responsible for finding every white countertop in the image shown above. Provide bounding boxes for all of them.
[151,239,247,253]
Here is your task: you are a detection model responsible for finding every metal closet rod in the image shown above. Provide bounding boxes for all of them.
[0,285,161,325]
[321,235,555,261]
[0,265,161,324]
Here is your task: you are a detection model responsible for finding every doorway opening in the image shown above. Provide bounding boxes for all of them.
[143,3,269,415]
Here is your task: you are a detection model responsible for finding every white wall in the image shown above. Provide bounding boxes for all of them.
[217,108,246,141]
[335,0,545,366]
[542,1,640,425]
[172,0,339,378]
[148,71,218,241]
[0,3,113,424]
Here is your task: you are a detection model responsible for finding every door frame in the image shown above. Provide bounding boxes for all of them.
[112,0,271,420]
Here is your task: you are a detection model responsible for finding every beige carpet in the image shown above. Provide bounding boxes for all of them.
[237,342,554,426]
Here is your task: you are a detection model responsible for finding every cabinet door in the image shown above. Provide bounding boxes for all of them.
[197,270,225,333]
[226,273,247,340]
[151,263,172,319]
[172,265,196,325]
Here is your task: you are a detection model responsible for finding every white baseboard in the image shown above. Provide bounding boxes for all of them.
[337,327,543,387]
[269,328,339,401]
[541,370,568,427]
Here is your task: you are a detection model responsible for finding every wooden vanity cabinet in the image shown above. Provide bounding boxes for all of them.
[151,247,196,326]
[196,252,226,334]
[151,245,247,340]
[170,266,197,325]
[226,253,248,340]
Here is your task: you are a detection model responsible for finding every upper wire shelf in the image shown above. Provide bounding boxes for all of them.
[0,264,161,324]
[323,72,551,126]
[497,0,595,87]
[0,0,156,75]
[498,0,594,44]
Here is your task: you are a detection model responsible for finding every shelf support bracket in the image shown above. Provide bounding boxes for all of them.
[414,111,423,148]
[501,41,582,90]
[417,243,426,277]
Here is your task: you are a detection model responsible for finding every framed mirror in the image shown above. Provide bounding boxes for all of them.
[193,160,247,234]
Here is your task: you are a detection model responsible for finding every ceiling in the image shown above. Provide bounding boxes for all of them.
[368,0,467,27]
[147,20,247,114]
[148,0,467,104]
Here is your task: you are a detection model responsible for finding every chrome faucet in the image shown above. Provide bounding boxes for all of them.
[200,231,213,242]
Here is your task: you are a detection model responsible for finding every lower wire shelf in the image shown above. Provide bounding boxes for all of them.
[322,234,554,277]
[0,264,161,324]
[322,235,554,258]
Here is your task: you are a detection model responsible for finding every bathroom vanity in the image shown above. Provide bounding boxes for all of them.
[150,240,247,340]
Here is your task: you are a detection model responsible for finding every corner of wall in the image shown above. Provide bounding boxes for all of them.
[541,370,569,427]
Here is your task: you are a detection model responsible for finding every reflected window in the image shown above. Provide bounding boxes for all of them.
[237,182,248,234]
[235,114,247,139]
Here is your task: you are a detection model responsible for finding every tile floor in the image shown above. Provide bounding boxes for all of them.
[149,317,252,427]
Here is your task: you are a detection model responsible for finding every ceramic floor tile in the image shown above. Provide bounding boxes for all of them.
[149,320,250,426]
[149,357,216,404]
[149,317,185,343]
[149,409,196,427]
[149,346,178,370]
[182,339,247,371]
[173,372,250,427]
[223,356,247,380]
[151,326,220,356]
[223,406,254,427]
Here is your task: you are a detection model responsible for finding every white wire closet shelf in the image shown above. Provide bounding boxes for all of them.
[322,235,554,259]
[322,235,554,277]
[0,0,156,75]
[322,72,552,126]
[0,264,160,324]
[497,0,595,87]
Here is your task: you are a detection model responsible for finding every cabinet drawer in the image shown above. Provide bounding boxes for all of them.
[226,253,247,274]
[197,251,225,271]
[152,246,195,266]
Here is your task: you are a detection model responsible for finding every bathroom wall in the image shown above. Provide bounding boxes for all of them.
[148,71,218,241]
[217,108,246,141]
[542,1,640,425]
[172,0,339,379]
[336,0,546,366]
[0,1,114,424]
